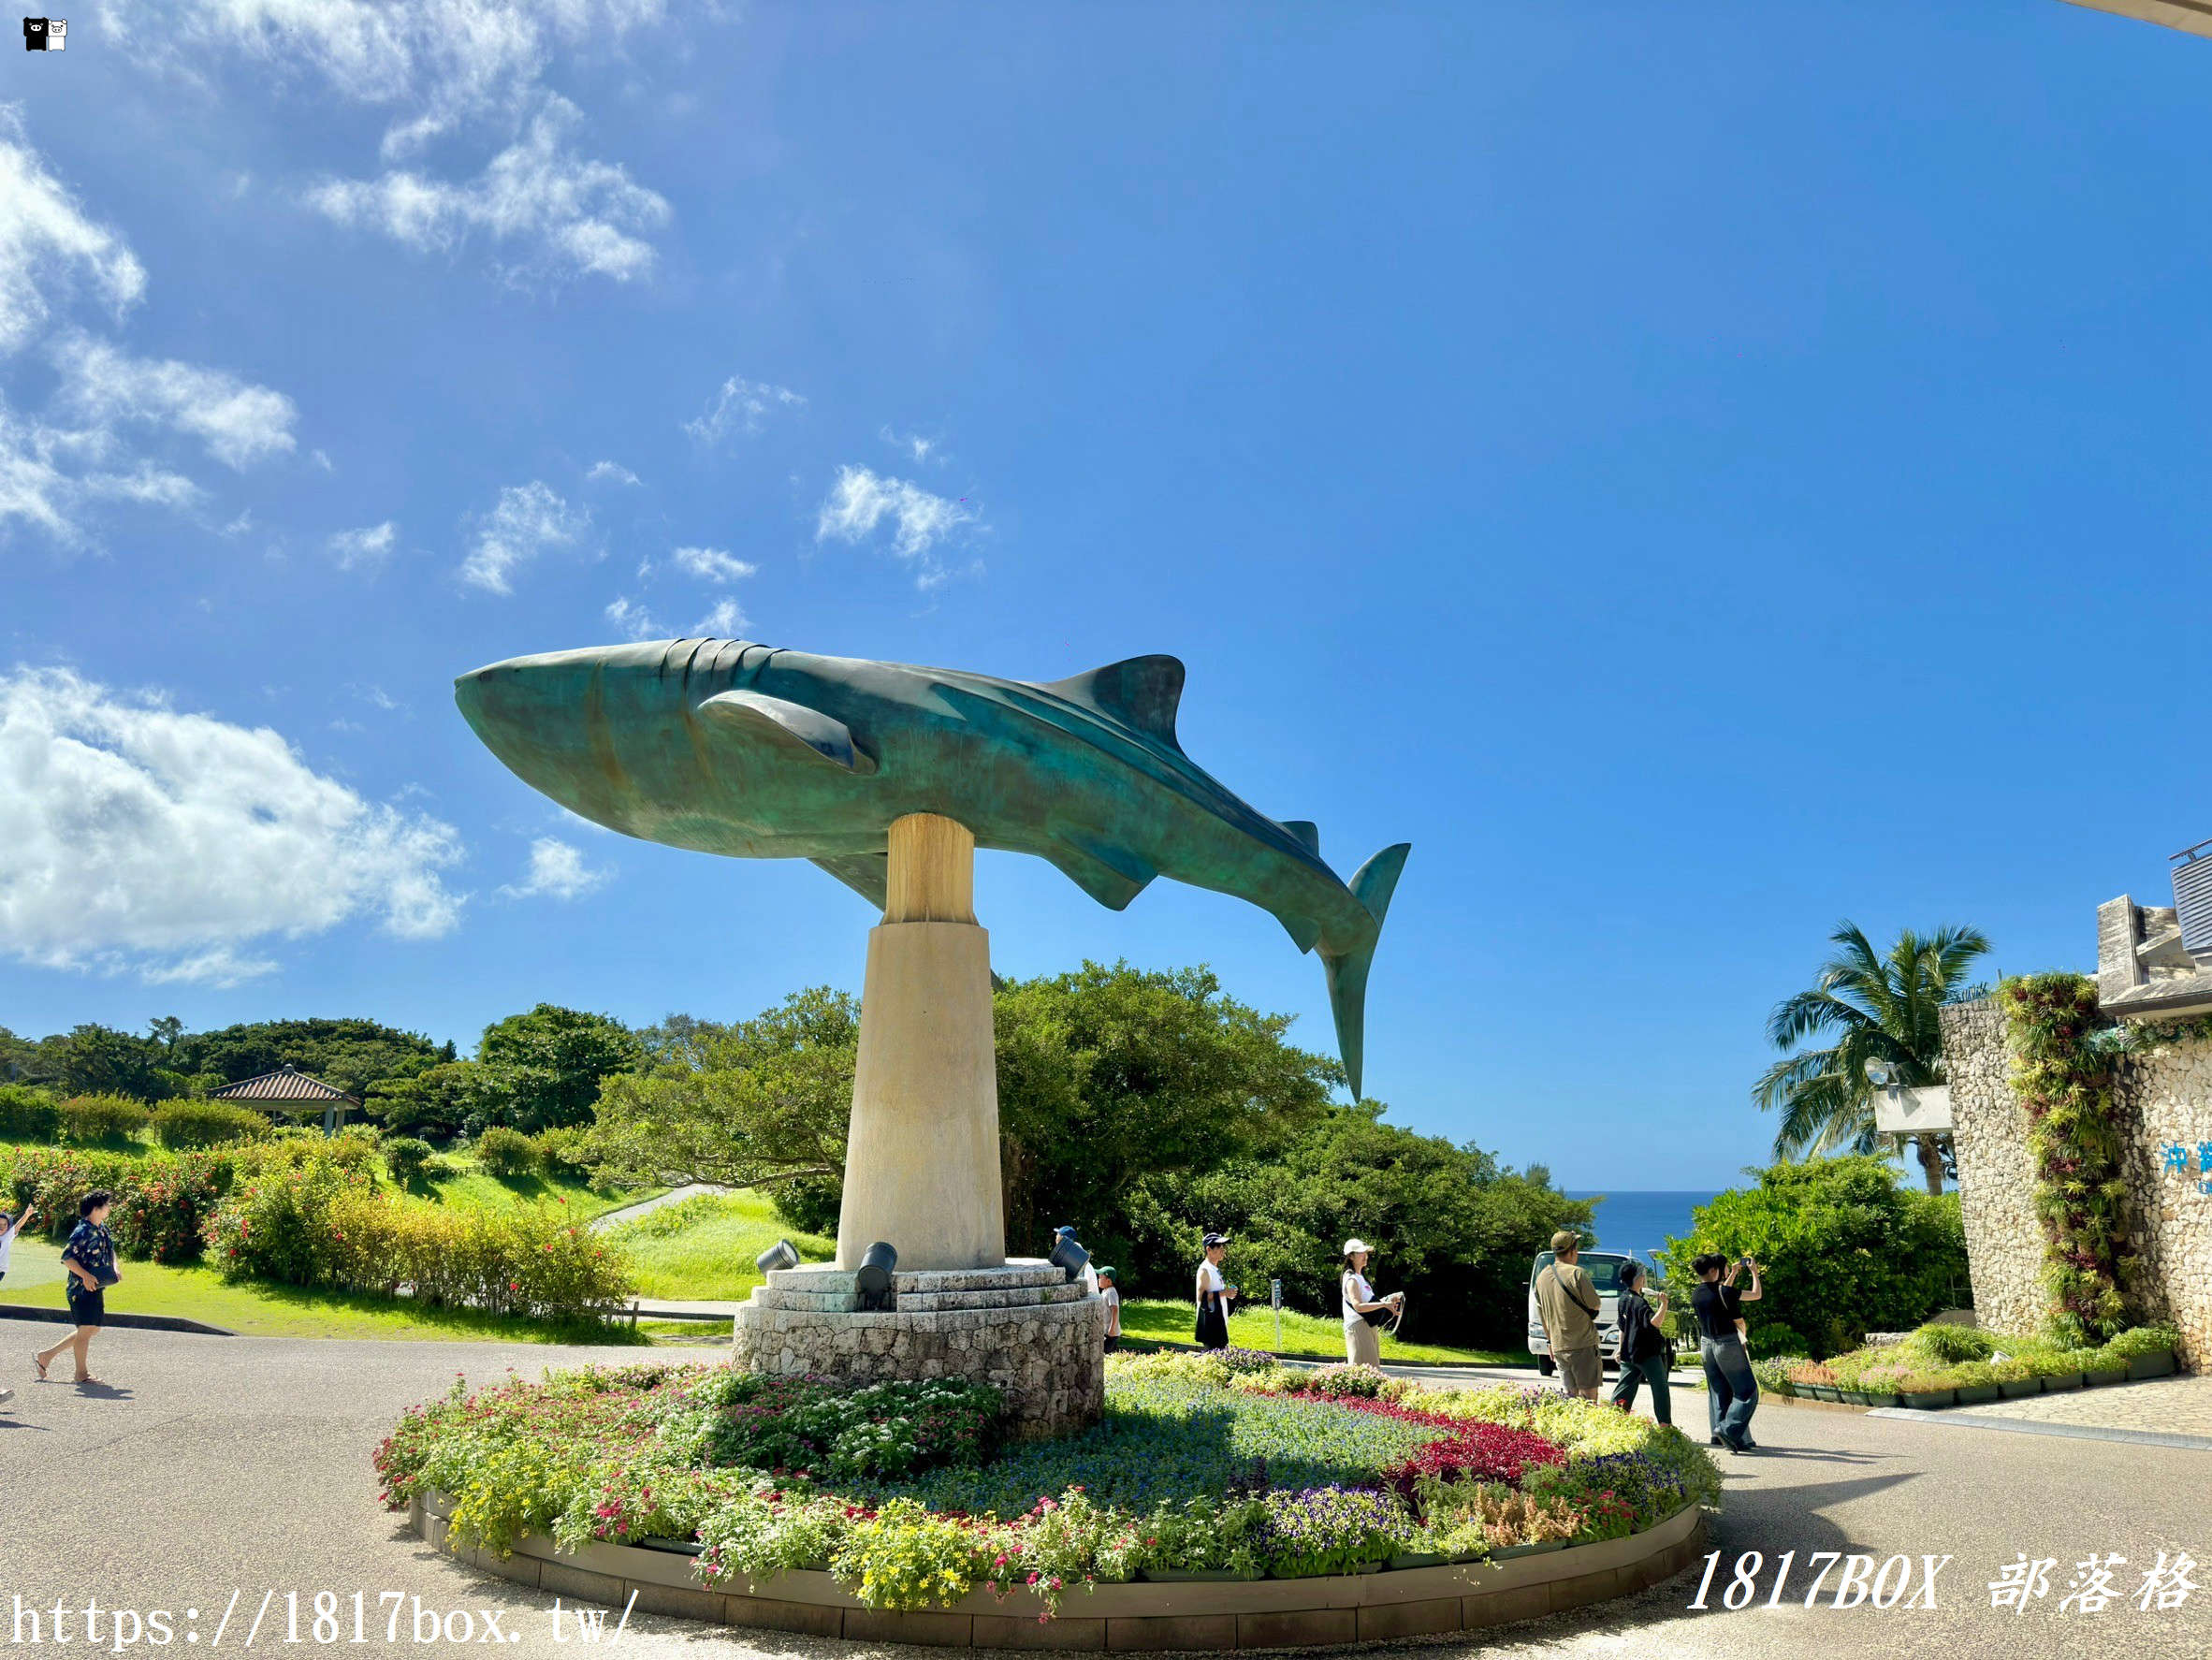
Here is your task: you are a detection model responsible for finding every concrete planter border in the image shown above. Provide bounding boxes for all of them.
[411,1492,1707,1651]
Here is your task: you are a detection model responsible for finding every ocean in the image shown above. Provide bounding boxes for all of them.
[1565,1189,1717,1272]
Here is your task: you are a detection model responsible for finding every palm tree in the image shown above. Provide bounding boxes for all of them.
[1754,922,1991,1195]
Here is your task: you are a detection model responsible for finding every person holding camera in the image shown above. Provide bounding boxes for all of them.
[1194,1232,1237,1350]
[1691,1252,1763,1451]
[1340,1239,1403,1365]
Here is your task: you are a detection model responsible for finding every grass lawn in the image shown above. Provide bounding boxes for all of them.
[1117,1298,1531,1368]
[0,1236,648,1344]
[396,1162,660,1222]
[604,1189,834,1301]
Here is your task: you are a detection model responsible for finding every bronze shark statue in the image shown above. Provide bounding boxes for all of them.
[456,637,1409,1095]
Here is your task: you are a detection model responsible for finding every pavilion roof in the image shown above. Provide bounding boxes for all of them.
[211,1064,359,1106]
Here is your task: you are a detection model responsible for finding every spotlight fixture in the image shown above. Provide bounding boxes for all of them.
[754,1239,800,1275]
[855,1240,898,1311]
[1048,1230,1090,1284]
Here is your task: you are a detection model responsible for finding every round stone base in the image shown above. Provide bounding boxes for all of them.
[731,1260,1107,1438]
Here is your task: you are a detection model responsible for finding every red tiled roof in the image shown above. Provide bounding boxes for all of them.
[211,1064,358,1105]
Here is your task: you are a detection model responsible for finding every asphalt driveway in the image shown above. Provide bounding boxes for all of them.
[1,1325,2205,1660]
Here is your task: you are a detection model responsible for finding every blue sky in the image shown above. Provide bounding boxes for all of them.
[4,3,2208,1189]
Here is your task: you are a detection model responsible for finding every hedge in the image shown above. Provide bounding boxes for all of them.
[151,1099,271,1151]
[0,1143,235,1265]
[0,1084,61,1142]
[205,1158,633,1320]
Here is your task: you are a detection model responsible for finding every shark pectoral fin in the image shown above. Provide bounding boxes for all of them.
[810,852,889,910]
[1037,655,1186,751]
[1273,910,1323,954]
[1047,838,1156,911]
[696,690,877,775]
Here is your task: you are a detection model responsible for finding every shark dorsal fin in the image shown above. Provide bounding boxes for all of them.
[1280,820,1321,858]
[1040,655,1186,751]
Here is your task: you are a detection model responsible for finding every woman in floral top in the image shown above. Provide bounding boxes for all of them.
[36,1189,118,1385]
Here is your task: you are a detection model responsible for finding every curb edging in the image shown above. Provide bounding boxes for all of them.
[409,1492,1708,1650]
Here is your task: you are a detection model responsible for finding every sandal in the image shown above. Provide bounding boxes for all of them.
[32,1352,48,1381]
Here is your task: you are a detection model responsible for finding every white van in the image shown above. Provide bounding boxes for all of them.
[1526,1249,1633,1374]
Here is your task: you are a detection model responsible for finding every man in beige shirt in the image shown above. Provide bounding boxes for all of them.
[1535,1228,1604,1400]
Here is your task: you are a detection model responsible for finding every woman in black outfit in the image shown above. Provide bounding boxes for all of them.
[1608,1260,1673,1426]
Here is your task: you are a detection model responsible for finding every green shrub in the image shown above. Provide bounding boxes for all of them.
[58,1094,152,1147]
[1913,1322,1996,1363]
[151,1099,270,1150]
[475,1126,540,1177]
[1660,1157,1967,1358]
[0,1143,236,1264]
[206,1157,370,1285]
[0,1084,61,1143]
[384,1137,436,1185]
[2101,1325,2178,1361]
[532,1126,594,1183]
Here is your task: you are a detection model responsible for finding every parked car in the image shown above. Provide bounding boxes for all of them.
[1526,1248,1635,1375]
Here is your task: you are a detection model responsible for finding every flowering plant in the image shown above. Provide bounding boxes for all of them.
[1260,1485,1414,1577]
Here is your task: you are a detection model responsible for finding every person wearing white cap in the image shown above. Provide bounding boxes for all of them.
[1341,1239,1402,1365]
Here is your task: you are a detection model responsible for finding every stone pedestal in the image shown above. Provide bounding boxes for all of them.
[733,812,1105,1437]
[732,1260,1107,1438]
[836,918,1005,1270]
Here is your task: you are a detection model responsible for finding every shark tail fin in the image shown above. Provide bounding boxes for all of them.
[1322,843,1412,1099]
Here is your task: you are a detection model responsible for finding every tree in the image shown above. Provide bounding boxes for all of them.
[993,963,1336,1259]
[1120,1105,1594,1349]
[473,1003,645,1134]
[1660,1157,1967,1357]
[174,1017,444,1100]
[1754,922,1989,1195]
[58,1023,165,1100]
[365,1061,493,1143]
[589,989,858,1188]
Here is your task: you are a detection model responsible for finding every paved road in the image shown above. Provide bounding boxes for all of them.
[2,1326,2207,1659]
[589,1185,728,1233]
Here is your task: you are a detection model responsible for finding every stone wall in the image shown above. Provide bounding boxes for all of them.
[731,1261,1108,1439]
[2113,1029,2212,1371]
[1938,998,2048,1340]
[1939,997,2212,1369]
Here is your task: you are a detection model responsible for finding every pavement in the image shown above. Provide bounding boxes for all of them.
[589,1186,729,1232]
[1,1327,2207,1660]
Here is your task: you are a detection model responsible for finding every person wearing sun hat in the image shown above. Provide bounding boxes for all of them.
[1194,1232,1236,1349]
[1340,1238,1402,1365]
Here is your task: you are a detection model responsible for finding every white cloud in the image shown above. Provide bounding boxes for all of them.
[312,447,334,471]
[459,480,586,593]
[603,594,663,640]
[328,520,398,571]
[309,94,671,283]
[684,374,804,444]
[0,393,199,545]
[587,459,639,486]
[880,427,937,465]
[499,836,607,901]
[50,333,298,469]
[0,110,147,358]
[815,464,979,590]
[115,2,669,160]
[0,666,464,984]
[695,598,747,636]
[671,545,755,583]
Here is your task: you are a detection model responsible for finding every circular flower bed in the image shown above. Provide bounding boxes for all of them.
[377,1351,1719,1618]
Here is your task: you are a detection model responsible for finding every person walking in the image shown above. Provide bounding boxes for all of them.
[1098,1266,1122,1353]
[1340,1239,1402,1365]
[0,1201,34,1407]
[36,1191,118,1387]
[1608,1260,1673,1425]
[1194,1232,1236,1349]
[1535,1229,1604,1401]
[1691,1252,1763,1450]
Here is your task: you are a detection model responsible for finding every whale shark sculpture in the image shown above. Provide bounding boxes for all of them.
[455,637,1410,1095]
